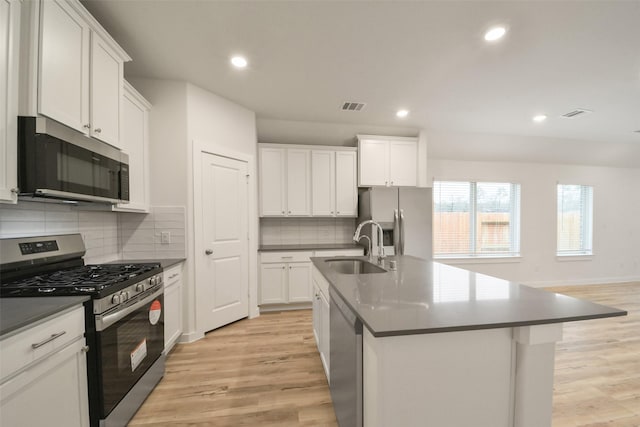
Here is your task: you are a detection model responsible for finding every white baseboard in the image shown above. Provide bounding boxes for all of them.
[179,330,205,343]
[259,302,312,313]
[525,275,640,288]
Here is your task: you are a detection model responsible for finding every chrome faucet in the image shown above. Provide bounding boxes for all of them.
[353,220,386,264]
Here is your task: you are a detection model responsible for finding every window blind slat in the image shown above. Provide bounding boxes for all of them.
[557,184,593,255]
[434,181,520,258]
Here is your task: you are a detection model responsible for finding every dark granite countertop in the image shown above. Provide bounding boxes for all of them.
[107,258,186,269]
[311,255,627,338]
[0,296,90,338]
[259,243,363,252]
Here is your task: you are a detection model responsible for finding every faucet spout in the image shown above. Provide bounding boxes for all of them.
[353,220,386,264]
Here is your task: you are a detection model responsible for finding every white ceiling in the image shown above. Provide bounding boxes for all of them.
[82,1,640,162]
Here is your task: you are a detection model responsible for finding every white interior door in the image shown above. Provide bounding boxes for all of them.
[200,152,249,332]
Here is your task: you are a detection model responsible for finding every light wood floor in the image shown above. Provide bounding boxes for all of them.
[130,282,640,426]
[546,282,640,427]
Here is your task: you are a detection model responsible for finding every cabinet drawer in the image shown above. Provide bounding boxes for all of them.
[314,249,364,257]
[163,264,183,287]
[261,251,313,263]
[1,306,85,382]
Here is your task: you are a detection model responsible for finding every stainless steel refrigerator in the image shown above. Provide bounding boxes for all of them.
[357,187,432,259]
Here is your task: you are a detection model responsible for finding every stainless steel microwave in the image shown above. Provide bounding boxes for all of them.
[17,116,129,204]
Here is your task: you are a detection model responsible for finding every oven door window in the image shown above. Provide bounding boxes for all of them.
[97,295,164,416]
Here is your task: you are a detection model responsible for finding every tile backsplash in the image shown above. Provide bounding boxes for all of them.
[0,201,186,263]
[260,217,356,245]
[120,206,186,259]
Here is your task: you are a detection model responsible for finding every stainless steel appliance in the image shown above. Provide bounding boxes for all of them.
[357,187,432,259]
[17,116,129,204]
[330,288,363,427]
[0,234,164,427]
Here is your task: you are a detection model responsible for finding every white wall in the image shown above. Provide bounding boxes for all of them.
[127,79,259,341]
[257,118,418,146]
[186,82,260,330]
[127,79,189,206]
[429,158,640,286]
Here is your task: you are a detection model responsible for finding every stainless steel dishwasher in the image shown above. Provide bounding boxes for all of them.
[330,288,363,427]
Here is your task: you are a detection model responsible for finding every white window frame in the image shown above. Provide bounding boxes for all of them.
[557,184,593,257]
[433,181,521,260]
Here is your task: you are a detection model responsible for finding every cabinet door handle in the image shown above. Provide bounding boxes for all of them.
[281,211,285,214]
[288,210,291,214]
[205,249,213,255]
[391,181,394,185]
[83,123,91,129]
[94,128,102,133]
[169,273,179,279]
[32,331,66,349]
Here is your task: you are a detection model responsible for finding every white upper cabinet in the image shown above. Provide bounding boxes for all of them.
[358,135,418,187]
[259,145,311,217]
[388,140,418,187]
[32,0,130,148]
[113,81,151,212]
[358,139,388,186]
[335,150,357,216]
[38,0,89,134]
[89,34,123,146]
[260,144,357,218]
[311,149,357,217]
[0,0,20,204]
[311,150,335,216]
[259,147,286,216]
[286,149,311,216]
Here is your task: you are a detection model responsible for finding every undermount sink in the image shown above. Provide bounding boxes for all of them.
[326,258,387,275]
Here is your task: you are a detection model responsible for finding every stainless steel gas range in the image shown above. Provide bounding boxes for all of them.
[0,234,165,427]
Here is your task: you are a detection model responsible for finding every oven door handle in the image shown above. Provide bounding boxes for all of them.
[95,287,163,332]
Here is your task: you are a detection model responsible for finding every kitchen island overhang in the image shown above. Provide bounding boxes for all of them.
[311,255,626,427]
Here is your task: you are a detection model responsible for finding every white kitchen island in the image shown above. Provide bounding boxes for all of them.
[311,255,626,427]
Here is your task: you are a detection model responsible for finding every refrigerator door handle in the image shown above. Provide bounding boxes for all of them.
[399,209,405,255]
[393,209,400,255]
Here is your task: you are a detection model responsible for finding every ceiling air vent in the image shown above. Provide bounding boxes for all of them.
[561,109,592,118]
[341,102,366,112]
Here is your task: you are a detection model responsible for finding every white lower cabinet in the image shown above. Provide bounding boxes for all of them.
[259,248,364,310]
[0,306,89,427]
[312,266,331,381]
[163,263,183,353]
[259,251,313,306]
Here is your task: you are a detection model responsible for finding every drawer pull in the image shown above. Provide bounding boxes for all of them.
[32,331,66,349]
[169,273,179,279]
[281,256,293,259]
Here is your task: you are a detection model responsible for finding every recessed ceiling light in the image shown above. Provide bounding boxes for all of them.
[484,26,507,42]
[230,56,248,68]
[396,109,409,118]
[532,114,547,123]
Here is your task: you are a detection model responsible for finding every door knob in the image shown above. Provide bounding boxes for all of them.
[205,249,213,255]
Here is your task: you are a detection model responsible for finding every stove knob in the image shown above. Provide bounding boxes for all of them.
[136,283,145,292]
[153,276,159,286]
[122,291,129,301]
[111,294,121,304]
[148,278,153,287]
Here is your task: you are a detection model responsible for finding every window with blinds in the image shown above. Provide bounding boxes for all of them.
[433,181,521,258]
[557,184,593,255]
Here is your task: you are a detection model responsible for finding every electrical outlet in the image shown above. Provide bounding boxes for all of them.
[160,231,171,244]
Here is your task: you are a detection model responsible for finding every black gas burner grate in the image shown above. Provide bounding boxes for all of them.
[0,263,161,295]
